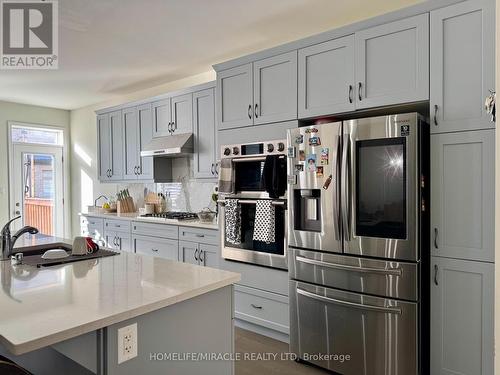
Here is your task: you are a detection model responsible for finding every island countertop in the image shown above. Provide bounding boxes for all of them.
[0,241,240,356]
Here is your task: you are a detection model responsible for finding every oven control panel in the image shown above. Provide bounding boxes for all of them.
[221,140,286,158]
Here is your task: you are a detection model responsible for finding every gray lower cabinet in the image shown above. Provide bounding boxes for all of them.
[193,88,217,179]
[217,63,253,130]
[355,13,429,109]
[431,130,494,262]
[179,241,199,265]
[80,216,105,245]
[104,230,132,252]
[298,35,355,118]
[253,51,297,125]
[133,235,179,260]
[430,0,495,133]
[431,256,494,375]
[179,241,218,267]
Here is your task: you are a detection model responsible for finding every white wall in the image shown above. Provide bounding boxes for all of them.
[495,1,499,373]
[69,71,215,236]
[0,101,70,232]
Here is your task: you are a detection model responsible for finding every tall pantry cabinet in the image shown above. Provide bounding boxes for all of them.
[429,1,495,374]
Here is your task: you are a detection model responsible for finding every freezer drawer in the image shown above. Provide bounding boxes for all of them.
[290,280,418,375]
[289,248,418,301]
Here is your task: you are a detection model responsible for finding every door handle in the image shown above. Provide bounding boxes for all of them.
[167,122,172,134]
[341,135,352,241]
[296,255,403,276]
[434,228,439,249]
[348,85,353,103]
[199,250,205,265]
[210,163,214,175]
[194,248,199,261]
[255,103,259,118]
[250,304,263,310]
[434,105,438,126]
[151,248,159,252]
[134,166,137,175]
[358,82,362,101]
[195,234,205,238]
[248,104,252,119]
[434,264,439,285]
[297,288,402,315]
[215,163,219,176]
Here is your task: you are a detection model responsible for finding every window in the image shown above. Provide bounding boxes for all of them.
[11,125,63,146]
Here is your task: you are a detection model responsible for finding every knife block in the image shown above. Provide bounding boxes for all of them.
[117,197,135,214]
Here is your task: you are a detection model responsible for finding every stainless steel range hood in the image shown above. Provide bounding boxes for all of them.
[140,133,193,157]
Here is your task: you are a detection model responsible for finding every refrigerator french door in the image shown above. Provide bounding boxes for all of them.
[287,113,426,261]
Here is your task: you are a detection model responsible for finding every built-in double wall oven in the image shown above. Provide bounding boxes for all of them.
[218,140,288,270]
[287,113,430,375]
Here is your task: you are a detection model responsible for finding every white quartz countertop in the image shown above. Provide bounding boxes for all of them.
[0,240,239,355]
[81,212,219,230]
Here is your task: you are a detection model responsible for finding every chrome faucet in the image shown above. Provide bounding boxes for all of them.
[1,216,39,261]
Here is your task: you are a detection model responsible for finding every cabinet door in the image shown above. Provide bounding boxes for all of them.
[122,107,139,180]
[217,63,253,130]
[116,232,132,252]
[431,131,494,262]
[152,99,171,137]
[431,256,493,375]
[193,88,217,179]
[298,35,355,118]
[137,103,154,180]
[179,241,199,265]
[104,230,120,251]
[199,244,219,268]
[97,114,111,181]
[171,93,193,135]
[355,14,429,109]
[253,51,297,125]
[133,235,179,260]
[109,110,124,180]
[430,0,495,133]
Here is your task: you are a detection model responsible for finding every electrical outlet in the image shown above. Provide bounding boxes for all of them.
[117,323,138,364]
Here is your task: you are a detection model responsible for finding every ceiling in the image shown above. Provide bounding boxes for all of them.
[0,0,425,110]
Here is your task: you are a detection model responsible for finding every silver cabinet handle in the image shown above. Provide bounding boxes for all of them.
[199,250,205,266]
[138,165,142,175]
[348,84,353,103]
[250,304,262,309]
[210,163,215,175]
[358,82,362,101]
[215,163,219,176]
[194,248,199,261]
[248,104,252,119]
[434,105,438,126]
[118,237,122,250]
[434,228,439,249]
[255,103,259,118]
[195,234,205,238]
[151,248,159,252]
[296,255,402,276]
[434,264,439,286]
[168,122,172,134]
[297,288,402,315]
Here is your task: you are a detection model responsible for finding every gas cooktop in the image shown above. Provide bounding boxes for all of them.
[139,212,198,220]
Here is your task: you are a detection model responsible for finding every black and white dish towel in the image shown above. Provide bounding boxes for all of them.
[225,199,241,245]
[252,200,276,244]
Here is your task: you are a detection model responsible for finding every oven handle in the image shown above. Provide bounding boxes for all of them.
[297,288,402,315]
[218,199,286,207]
[296,255,402,276]
[232,155,285,163]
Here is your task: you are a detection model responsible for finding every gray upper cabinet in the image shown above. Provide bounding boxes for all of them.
[137,103,154,180]
[152,98,171,137]
[253,51,297,125]
[217,63,253,130]
[171,93,193,135]
[431,256,493,375]
[193,88,217,179]
[298,35,355,118]
[97,114,112,181]
[355,14,429,109]
[123,107,139,180]
[431,130,494,262]
[108,110,124,181]
[430,0,495,133]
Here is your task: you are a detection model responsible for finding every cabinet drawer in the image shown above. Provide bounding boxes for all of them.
[132,221,178,239]
[104,219,131,233]
[85,216,104,227]
[133,235,178,260]
[179,226,218,245]
[234,285,289,334]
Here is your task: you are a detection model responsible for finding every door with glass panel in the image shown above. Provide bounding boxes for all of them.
[9,125,64,237]
[342,114,423,261]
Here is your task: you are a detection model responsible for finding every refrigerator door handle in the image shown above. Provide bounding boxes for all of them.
[296,255,403,276]
[335,135,342,240]
[296,288,402,315]
[341,133,352,241]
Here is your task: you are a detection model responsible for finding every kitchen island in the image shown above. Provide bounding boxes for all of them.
[0,238,240,375]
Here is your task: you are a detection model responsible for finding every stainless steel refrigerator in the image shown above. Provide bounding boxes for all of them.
[287,113,429,375]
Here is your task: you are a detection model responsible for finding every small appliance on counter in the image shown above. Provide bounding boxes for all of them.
[287,113,430,375]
